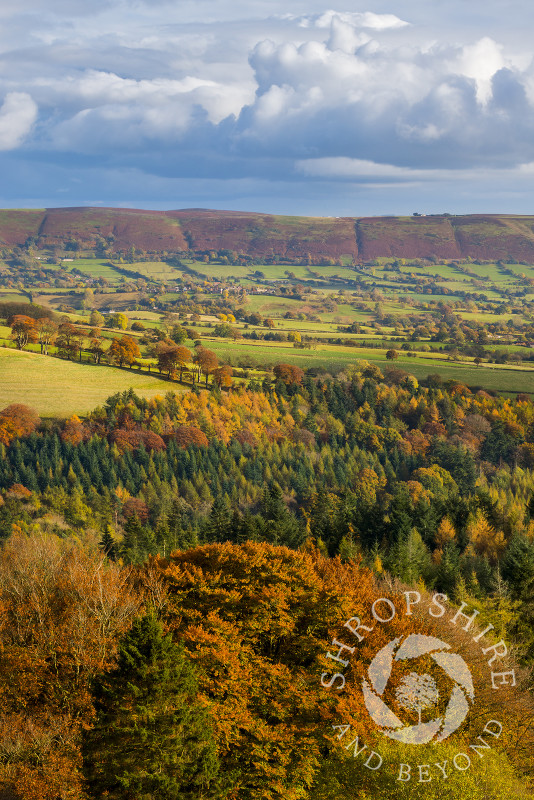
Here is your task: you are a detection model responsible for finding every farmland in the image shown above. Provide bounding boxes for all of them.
[0,348,176,416]
[1,207,534,413]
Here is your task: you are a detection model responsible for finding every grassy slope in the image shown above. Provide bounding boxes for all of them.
[0,348,176,417]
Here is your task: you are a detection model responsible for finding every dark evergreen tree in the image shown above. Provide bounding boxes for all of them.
[82,611,220,800]
[100,526,118,561]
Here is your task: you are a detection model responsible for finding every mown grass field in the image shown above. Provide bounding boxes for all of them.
[0,348,176,417]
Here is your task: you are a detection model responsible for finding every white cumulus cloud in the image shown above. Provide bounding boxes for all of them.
[0,92,37,150]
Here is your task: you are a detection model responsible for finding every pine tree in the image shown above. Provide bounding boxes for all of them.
[82,611,220,800]
[100,526,118,561]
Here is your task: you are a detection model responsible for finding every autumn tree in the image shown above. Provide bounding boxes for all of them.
[174,345,191,381]
[106,312,128,330]
[82,611,220,800]
[273,363,305,386]
[88,333,106,364]
[89,308,104,327]
[156,343,180,378]
[36,317,58,355]
[386,348,398,360]
[9,315,38,350]
[212,364,233,389]
[467,511,506,564]
[55,322,84,360]
[108,335,140,367]
[173,425,209,448]
[156,343,190,380]
[0,403,40,446]
[0,531,141,800]
[194,346,218,386]
[147,542,476,800]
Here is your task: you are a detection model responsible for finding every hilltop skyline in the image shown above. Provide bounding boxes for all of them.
[0,0,533,215]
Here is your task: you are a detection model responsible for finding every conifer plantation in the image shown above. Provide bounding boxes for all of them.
[1,366,534,797]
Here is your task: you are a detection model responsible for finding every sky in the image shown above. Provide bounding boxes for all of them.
[0,0,533,216]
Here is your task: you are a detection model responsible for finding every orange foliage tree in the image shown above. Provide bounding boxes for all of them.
[0,532,142,800]
[212,364,233,389]
[194,346,218,386]
[273,363,305,386]
[108,335,140,367]
[148,542,401,800]
[0,404,40,446]
[9,315,38,350]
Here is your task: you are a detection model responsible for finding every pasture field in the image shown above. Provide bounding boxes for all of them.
[64,258,123,280]
[116,261,183,281]
[0,348,176,417]
[204,338,534,394]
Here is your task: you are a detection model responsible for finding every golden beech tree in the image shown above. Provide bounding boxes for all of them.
[0,404,40,446]
[9,315,38,350]
[147,542,407,800]
[108,335,140,367]
[194,346,219,386]
[0,532,142,800]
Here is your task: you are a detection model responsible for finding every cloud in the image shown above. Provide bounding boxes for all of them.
[0,93,37,150]
[295,156,534,183]
[0,2,534,212]
[286,10,409,31]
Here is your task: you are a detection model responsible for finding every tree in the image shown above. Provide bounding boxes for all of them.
[106,312,129,330]
[109,336,141,367]
[386,349,398,360]
[156,343,180,378]
[170,325,187,344]
[36,317,58,355]
[212,365,233,389]
[174,345,191,381]
[0,403,40,445]
[89,334,106,364]
[173,425,209,448]
[82,611,220,800]
[213,323,232,338]
[273,363,305,386]
[0,531,141,799]
[194,347,218,386]
[56,322,84,360]
[9,315,38,350]
[90,308,105,327]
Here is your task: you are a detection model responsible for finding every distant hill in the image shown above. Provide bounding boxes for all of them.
[2,207,534,262]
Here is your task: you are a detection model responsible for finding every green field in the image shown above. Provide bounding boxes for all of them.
[0,348,176,417]
[116,261,183,281]
[65,258,122,280]
[206,339,534,393]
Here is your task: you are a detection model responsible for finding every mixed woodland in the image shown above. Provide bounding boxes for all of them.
[1,363,534,798]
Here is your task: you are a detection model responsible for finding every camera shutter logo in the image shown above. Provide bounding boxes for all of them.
[362,633,475,745]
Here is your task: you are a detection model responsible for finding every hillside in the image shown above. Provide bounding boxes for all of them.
[3,208,534,262]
